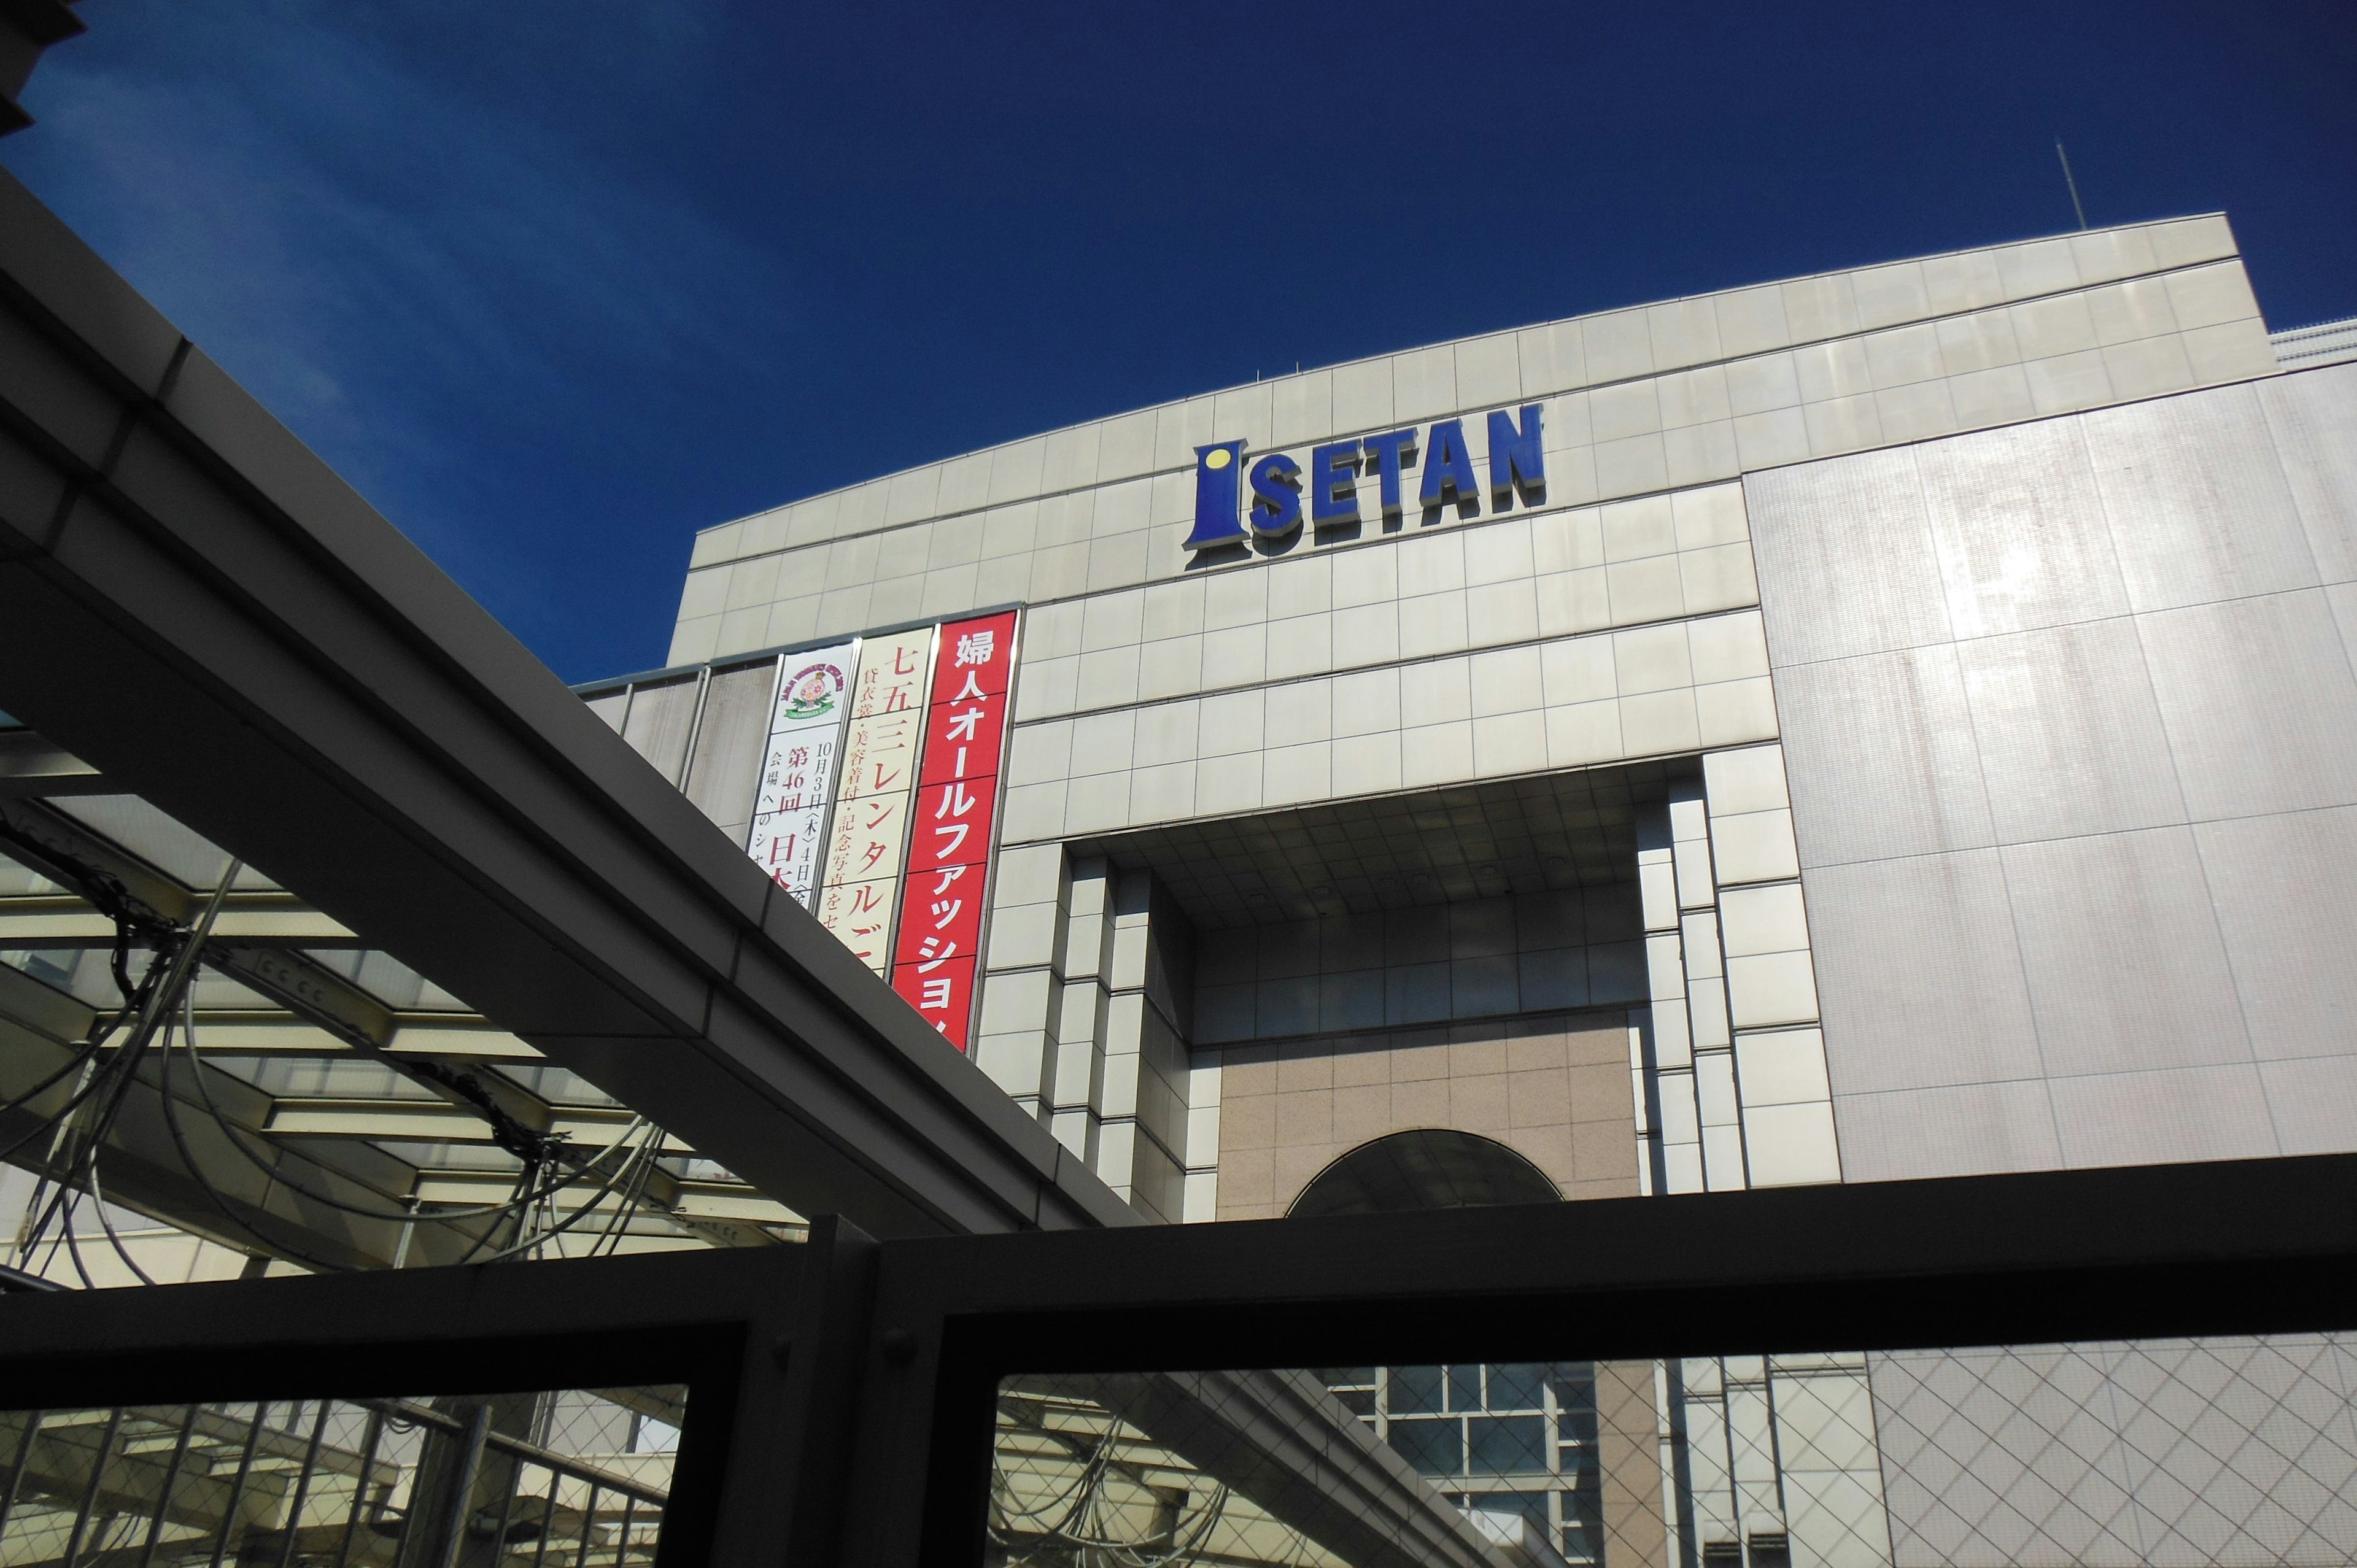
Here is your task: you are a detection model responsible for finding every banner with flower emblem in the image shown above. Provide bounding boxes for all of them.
[744,638,857,904]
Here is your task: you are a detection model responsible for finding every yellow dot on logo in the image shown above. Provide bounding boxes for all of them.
[1204,448,1231,470]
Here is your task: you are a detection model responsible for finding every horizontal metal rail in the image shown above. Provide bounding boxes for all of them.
[365,1398,669,1509]
[1,1394,670,1568]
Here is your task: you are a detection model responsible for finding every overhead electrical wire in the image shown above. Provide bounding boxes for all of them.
[30,974,185,1271]
[469,1119,668,1265]
[987,1418,1235,1568]
[172,991,646,1226]
[21,860,245,1282]
[589,1124,666,1259]
[1,835,678,1280]
[166,984,660,1269]
[152,992,363,1276]
[82,1164,156,1287]
[0,947,173,1157]
[0,967,147,1117]
[1,805,208,1280]
[12,864,228,1284]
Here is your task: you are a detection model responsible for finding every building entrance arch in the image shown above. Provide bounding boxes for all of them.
[1286,1127,1563,1219]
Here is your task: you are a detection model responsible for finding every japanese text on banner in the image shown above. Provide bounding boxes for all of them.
[744,639,857,905]
[888,611,1016,1052]
[816,629,935,972]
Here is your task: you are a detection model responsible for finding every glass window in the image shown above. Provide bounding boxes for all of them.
[1468,1415,1552,1474]
[1561,1466,1605,1563]
[1387,1364,1442,1414]
[1385,1415,1461,1477]
[1553,1369,1600,1445]
[1488,1362,1549,1411]
[1446,1364,1482,1412]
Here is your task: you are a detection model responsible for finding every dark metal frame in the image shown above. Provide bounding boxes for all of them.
[2,1155,2355,1567]
[858,1152,2357,1568]
[0,1217,878,1567]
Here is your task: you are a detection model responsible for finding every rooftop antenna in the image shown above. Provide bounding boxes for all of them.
[2055,139,2089,230]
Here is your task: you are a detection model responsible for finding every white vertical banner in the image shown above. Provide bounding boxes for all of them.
[816,628,936,973]
[745,638,859,905]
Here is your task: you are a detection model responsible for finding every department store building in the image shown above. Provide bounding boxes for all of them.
[569,212,2357,1564]
[5,77,2356,1562]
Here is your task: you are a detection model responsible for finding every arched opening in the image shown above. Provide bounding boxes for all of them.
[1286,1129,1562,1219]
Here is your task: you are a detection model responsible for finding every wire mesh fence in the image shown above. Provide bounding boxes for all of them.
[0,1386,679,1568]
[993,1335,2357,1568]
[989,1366,1592,1568]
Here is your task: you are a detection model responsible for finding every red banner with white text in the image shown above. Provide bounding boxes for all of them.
[888,610,1017,1052]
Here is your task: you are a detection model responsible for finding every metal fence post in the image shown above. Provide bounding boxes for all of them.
[206,1400,269,1568]
[331,1408,387,1568]
[59,1407,124,1568]
[0,1409,45,1536]
[430,1405,490,1568]
[273,1399,334,1568]
[571,1484,599,1568]
[135,1405,199,1568]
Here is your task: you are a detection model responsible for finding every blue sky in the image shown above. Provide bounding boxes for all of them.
[6,1,2351,682]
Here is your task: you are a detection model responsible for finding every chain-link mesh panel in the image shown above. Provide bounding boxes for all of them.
[996,1335,2357,1568]
[994,1366,1608,1568]
[993,1377,1342,1568]
[1871,1334,2357,1568]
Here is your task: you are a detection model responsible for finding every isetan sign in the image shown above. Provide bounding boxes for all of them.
[1185,405,1546,552]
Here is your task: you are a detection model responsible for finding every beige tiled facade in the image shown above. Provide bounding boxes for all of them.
[1212,1011,1641,1221]
[997,490,1775,843]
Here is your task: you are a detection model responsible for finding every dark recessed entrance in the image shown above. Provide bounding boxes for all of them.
[1288,1128,1563,1219]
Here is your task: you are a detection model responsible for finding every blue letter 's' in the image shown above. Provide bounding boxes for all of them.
[1360,429,1417,518]
[1249,453,1303,538]
[1487,404,1545,506]
[1310,440,1362,525]
[1419,420,1479,510]
[1185,442,1248,550]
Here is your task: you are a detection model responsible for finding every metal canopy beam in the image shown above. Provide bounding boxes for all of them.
[856,1151,2357,1568]
[2,1156,2353,1568]
[0,171,1131,1240]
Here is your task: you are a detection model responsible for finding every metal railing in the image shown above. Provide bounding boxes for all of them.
[0,1392,669,1568]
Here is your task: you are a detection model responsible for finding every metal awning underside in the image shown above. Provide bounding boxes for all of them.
[0,750,808,1271]
[0,168,1131,1241]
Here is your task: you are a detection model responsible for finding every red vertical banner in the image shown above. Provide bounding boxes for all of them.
[889,610,1018,1051]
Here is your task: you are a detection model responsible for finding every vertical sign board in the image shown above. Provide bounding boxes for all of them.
[890,610,1018,1052]
[816,628,935,973]
[744,639,858,905]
